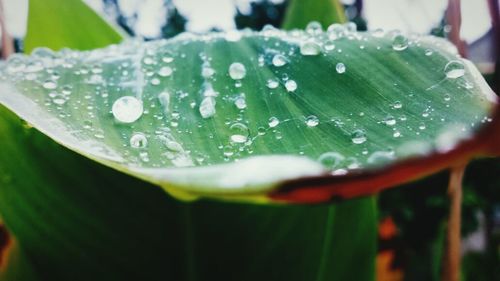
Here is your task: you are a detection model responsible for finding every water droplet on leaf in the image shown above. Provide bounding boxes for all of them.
[306,21,322,35]
[202,65,215,78]
[199,96,216,118]
[6,55,26,73]
[444,60,465,79]
[158,66,173,77]
[305,115,319,127]
[336,63,346,74]
[285,80,297,92]
[268,117,280,128]
[324,41,336,51]
[266,79,279,89]
[272,54,287,67]
[158,91,170,109]
[225,30,242,42]
[143,57,155,65]
[229,62,246,80]
[112,96,144,124]
[61,85,72,95]
[223,145,234,157]
[344,22,357,32]
[235,96,247,109]
[151,77,161,85]
[229,123,249,143]
[162,56,174,63]
[318,152,345,170]
[392,34,409,51]
[130,133,148,148]
[257,127,266,135]
[300,41,321,56]
[351,129,367,144]
[42,80,57,90]
[52,95,66,105]
[384,115,396,126]
[327,23,346,38]
[367,151,395,165]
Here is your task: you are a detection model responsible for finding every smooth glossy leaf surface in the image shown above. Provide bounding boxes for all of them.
[0,27,497,203]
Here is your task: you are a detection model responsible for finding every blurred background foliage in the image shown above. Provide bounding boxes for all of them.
[2,0,499,280]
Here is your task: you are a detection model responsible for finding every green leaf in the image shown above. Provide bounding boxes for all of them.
[24,0,124,53]
[0,1,379,281]
[0,104,377,281]
[0,28,496,202]
[282,0,347,29]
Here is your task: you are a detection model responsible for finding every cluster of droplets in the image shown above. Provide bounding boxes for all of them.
[0,22,488,174]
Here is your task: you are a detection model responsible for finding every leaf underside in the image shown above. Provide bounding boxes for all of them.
[0,104,378,281]
[0,28,497,203]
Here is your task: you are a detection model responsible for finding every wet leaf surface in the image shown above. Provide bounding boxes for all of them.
[0,26,496,201]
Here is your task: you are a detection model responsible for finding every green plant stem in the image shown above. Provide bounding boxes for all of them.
[442,163,467,281]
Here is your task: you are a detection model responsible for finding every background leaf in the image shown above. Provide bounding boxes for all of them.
[282,0,346,29]
[24,0,124,53]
